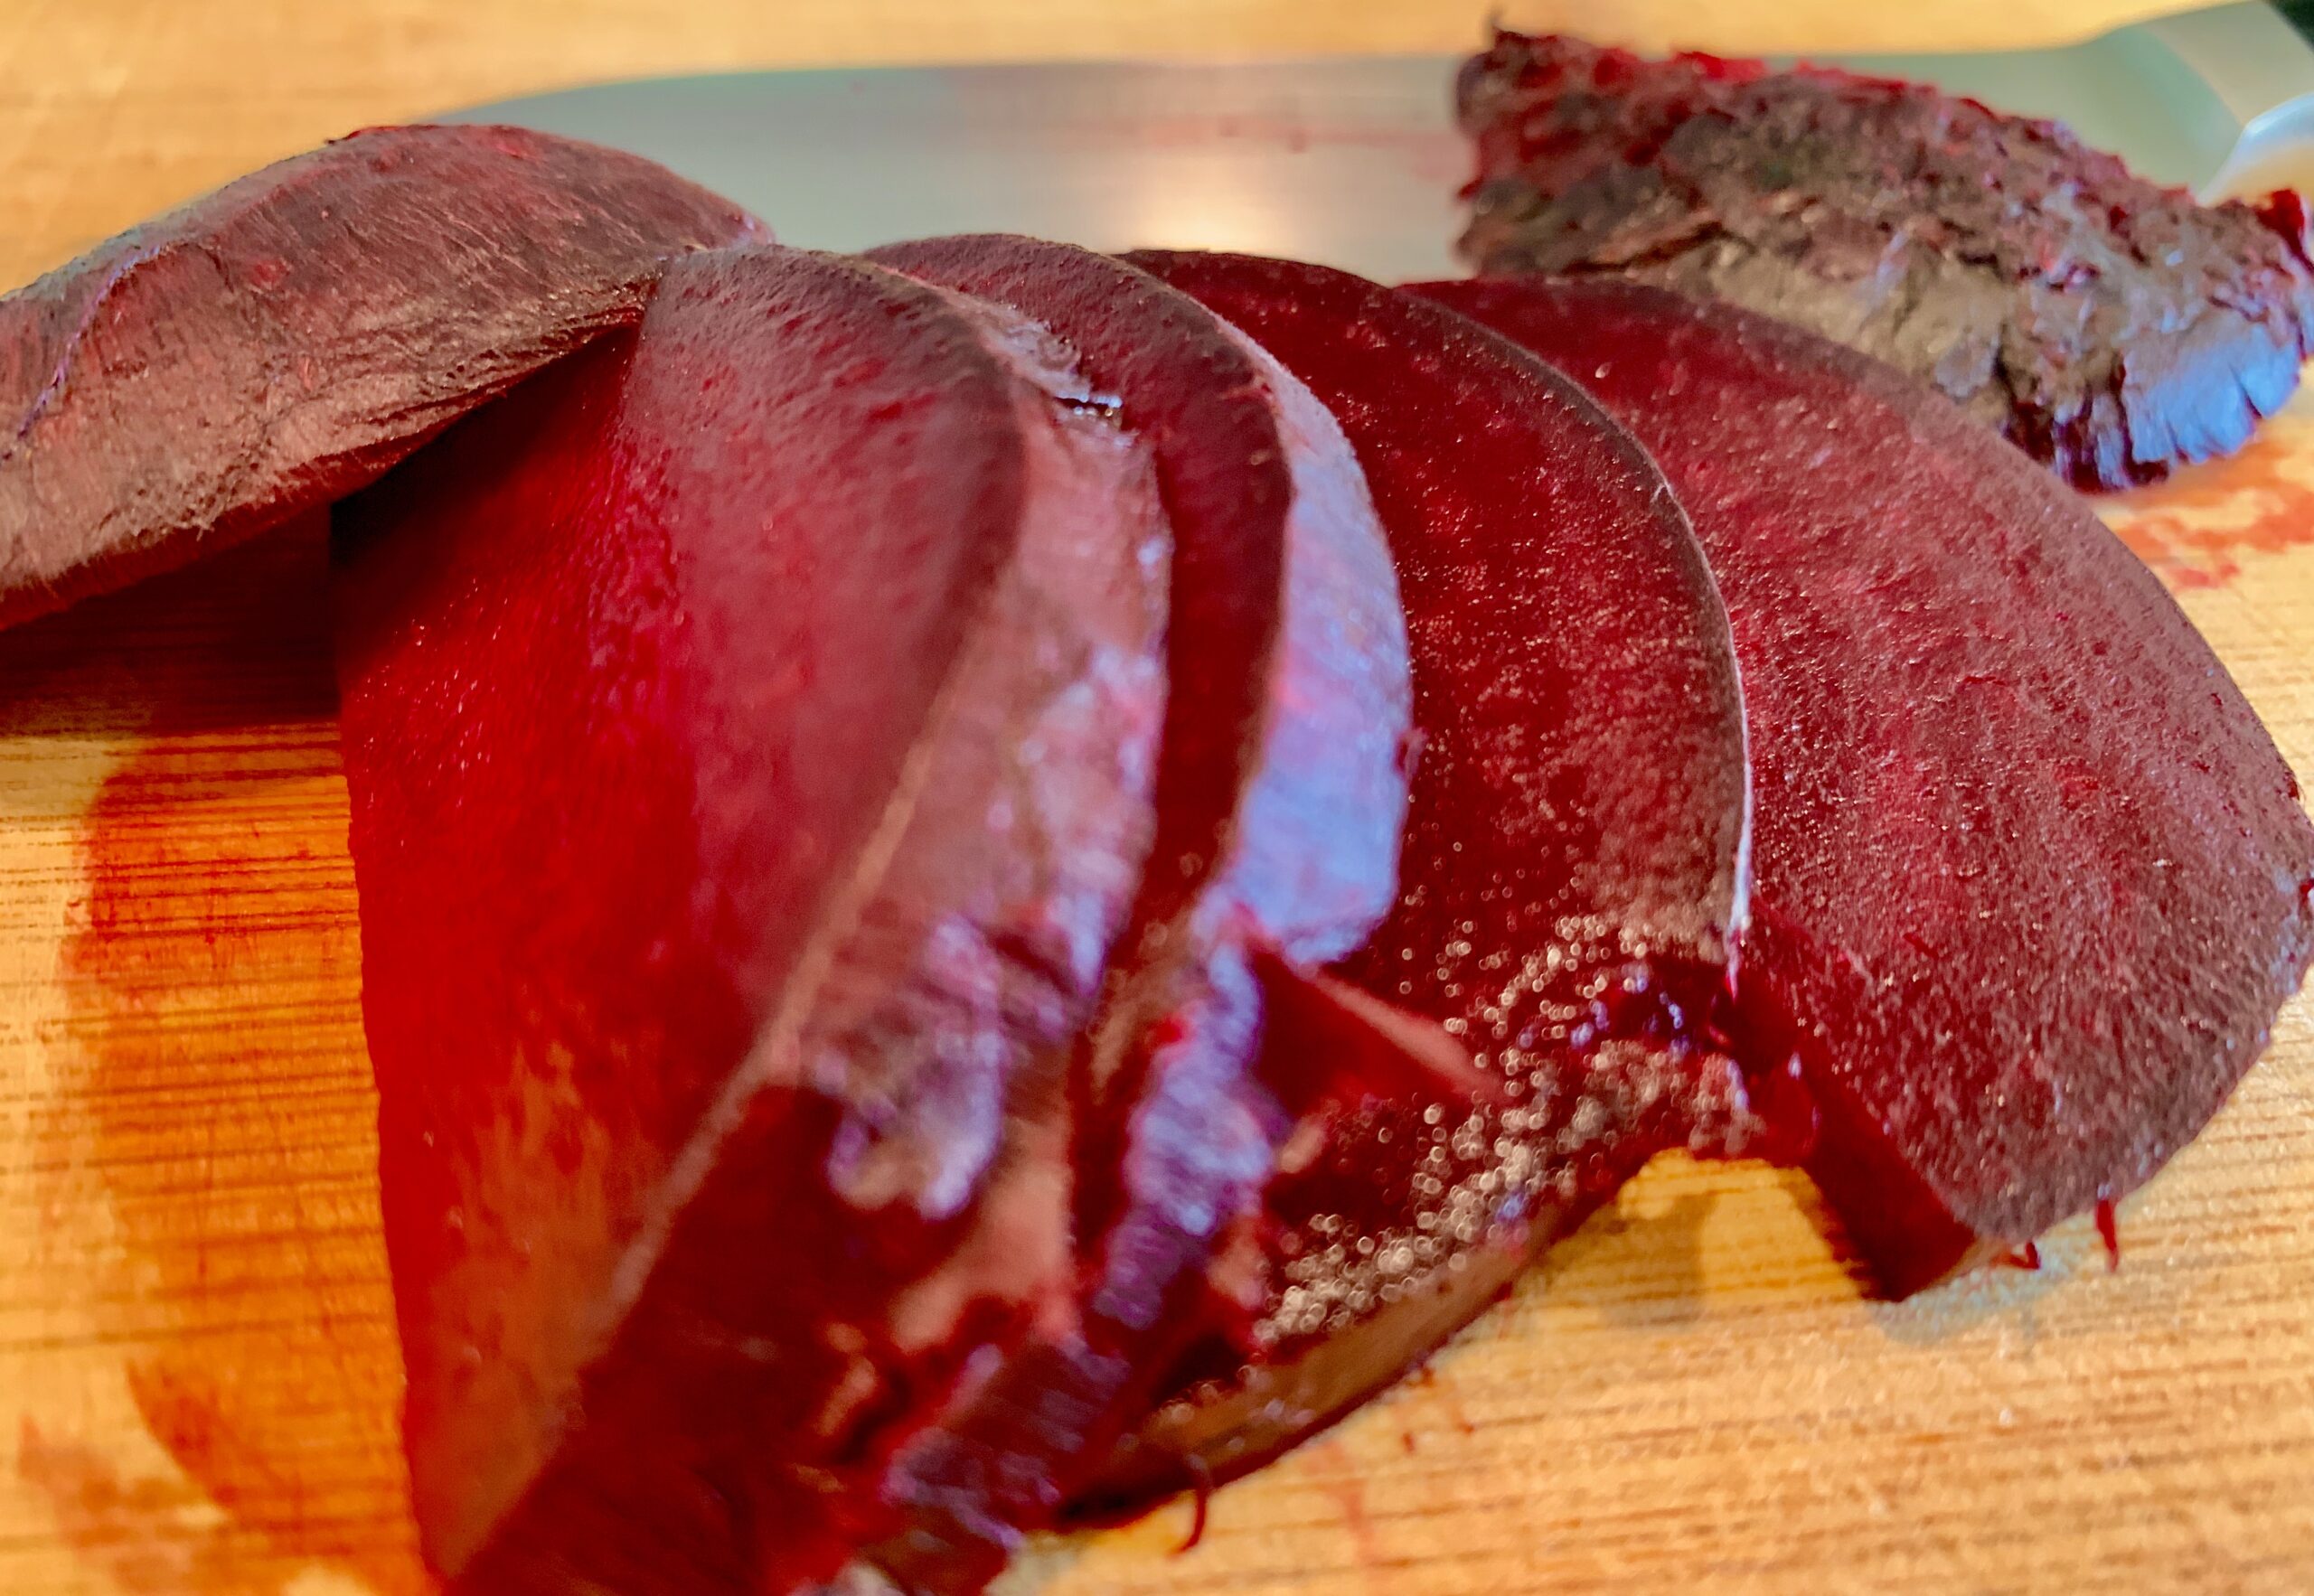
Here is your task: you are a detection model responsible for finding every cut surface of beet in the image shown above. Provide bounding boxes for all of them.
[336,246,1167,1592]
[1084,250,1754,1503]
[1454,31,2314,490]
[1417,275,2314,1295]
[0,123,762,628]
[859,235,1414,1593]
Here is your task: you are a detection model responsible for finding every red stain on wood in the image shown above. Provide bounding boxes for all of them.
[2106,427,2314,589]
[19,1417,306,1595]
[1311,1441,1387,1572]
[1172,1454,1217,1554]
[15,521,431,1594]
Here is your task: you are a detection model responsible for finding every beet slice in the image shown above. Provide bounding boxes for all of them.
[1454,31,2314,490]
[854,236,1418,1591]
[1077,251,1754,1504]
[0,123,762,629]
[334,246,1169,1592]
[1416,275,2314,1295]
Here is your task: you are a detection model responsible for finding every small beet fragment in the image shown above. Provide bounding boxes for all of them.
[0,123,762,628]
[1455,31,2314,489]
[1417,276,2314,1296]
[336,247,1168,1592]
[1081,251,1754,1505]
[857,236,1418,1593]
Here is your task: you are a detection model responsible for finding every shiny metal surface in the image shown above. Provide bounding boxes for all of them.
[455,5,2314,278]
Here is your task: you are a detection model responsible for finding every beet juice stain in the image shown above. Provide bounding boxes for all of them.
[2106,425,2314,589]
[24,523,430,1595]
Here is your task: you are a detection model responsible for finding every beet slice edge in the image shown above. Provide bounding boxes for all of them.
[1076,250,1754,1506]
[0,122,762,628]
[337,245,1168,1591]
[855,235,1422,1593]
[1416,273,2314,1294]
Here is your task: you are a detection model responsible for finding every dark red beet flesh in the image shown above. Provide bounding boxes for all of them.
[858,236,1417,1592]
[0,123,762,628]
[1416,275,2314,1295]
[1455,31,2314,490]
[1080,251,1754,1505]
[335,247,1169,1592]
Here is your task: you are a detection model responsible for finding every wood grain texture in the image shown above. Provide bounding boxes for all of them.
[1,3,2309,1593]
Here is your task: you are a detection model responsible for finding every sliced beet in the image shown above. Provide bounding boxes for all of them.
[1416,275,2314,1295]
[855,236,1417,1591]
[1454,31,2314,490]
[1079,251,1754,1504]
[0,123,762,629]
[334,246,1169,1592]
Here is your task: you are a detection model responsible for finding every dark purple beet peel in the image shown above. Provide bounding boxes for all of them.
[1455,31,2314,490]
[1416,275,2314,1296]
[0,123,763,628]
[1079,251,1755,1507]
[337,245,1169,1593]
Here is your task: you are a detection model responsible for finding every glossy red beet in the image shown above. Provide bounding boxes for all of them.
[858,236,1416,1591]
[1086,251,1754,1501]
[0,123,762,629]
[1416,276,2314,1294]
[335,247,1168,1592]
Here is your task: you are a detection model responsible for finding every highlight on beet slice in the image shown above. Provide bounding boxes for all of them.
[1453,31,2314,491]
[857,235,1420,1592]
[334,245,1169,1592]
[1077,250,1755,1505]
[0,123,763,630]
[1416,275,2314,1296]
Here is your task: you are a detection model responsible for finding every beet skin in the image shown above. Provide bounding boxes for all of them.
[0,123,761,628]
[1418,275,2314,1295]
[1456,32,2314,489]
[336,246,1168,1592]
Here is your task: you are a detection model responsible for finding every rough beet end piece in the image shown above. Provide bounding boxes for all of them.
[0,123,763,628]
[858,236,1414,1594]
[1417,275,2314,1295]
[1455,31,2314,490]
[336,246,1168,1591]
[1081,251,1754,1503]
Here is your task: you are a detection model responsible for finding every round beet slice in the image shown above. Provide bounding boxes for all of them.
[0,123,763,630]
[336,247,1168,1593]
[1417,275,2314,1296]
[857,236,1416,1591]
[1079,250,1754,1505]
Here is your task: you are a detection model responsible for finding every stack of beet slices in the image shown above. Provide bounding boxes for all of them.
[3,124,2309,1596]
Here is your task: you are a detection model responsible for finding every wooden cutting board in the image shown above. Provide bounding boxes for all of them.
[3,4,2310,1594]
[5,436,2311,1596]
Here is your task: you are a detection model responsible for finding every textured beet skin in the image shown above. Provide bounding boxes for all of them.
[858,236,1416,1593]
[1455,31,2314,490]
[0,123,762,629]
[335,247,1169,1591]
[1418,275,2314,1295]
[1082,251,1754,1503]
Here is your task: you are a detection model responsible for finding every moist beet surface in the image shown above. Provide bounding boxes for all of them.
[0,123,762,628]
[336,246,1169,1592]
[1081,251,1754,1505]
[1455,31,2314,490]
[858,236,1416,1594]
[1417,275,2314,1296]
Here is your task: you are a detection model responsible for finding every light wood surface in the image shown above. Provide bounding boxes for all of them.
[3,3,2310,1593]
